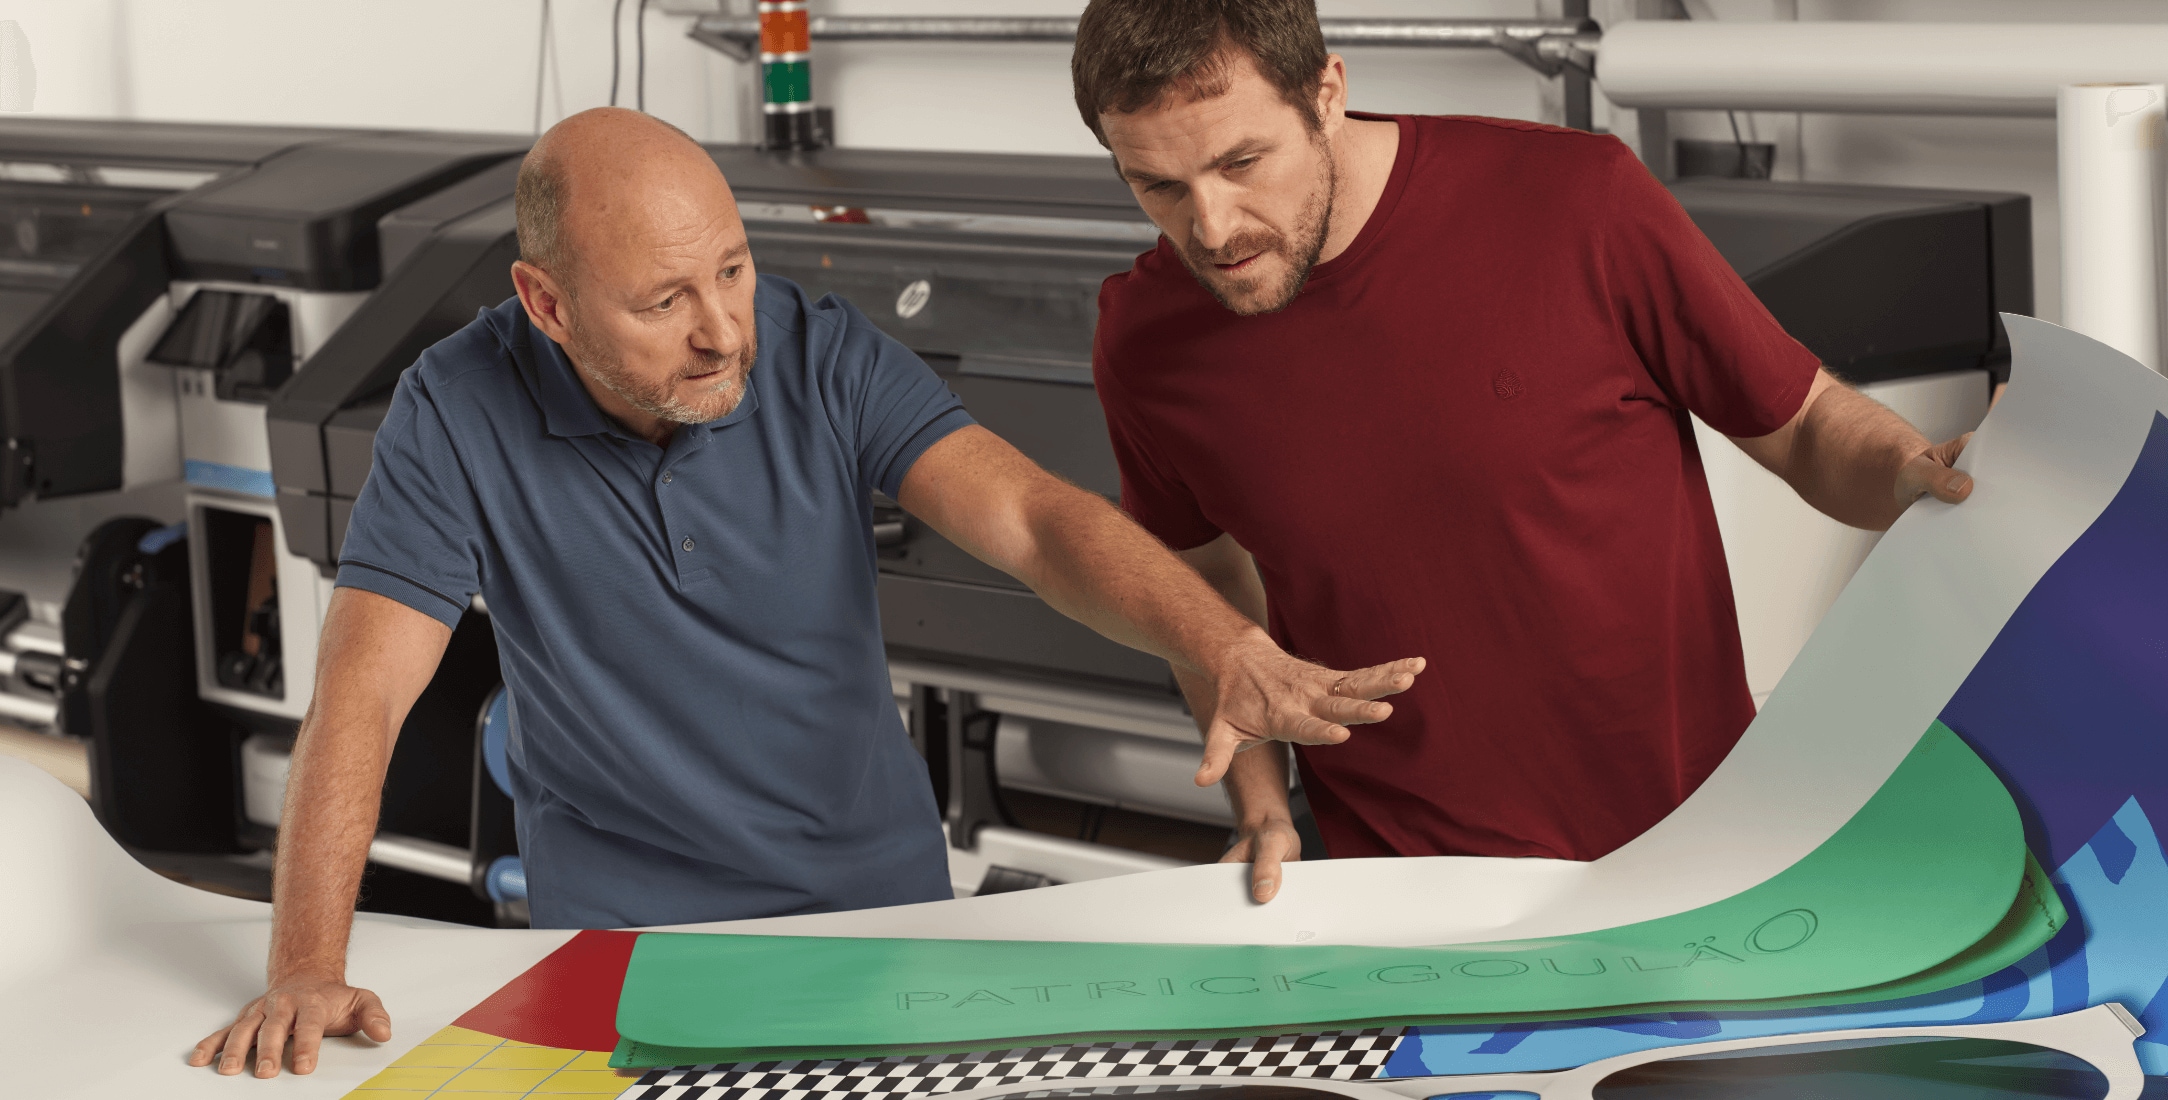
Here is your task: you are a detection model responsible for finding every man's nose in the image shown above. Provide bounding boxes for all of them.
[691,291,744,358]
[1187,182,1239,253]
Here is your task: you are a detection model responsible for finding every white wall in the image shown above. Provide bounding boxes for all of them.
[0,0,737,138]
[6,0,2162,317]
[0,1,1549,151]
[812,0,1551,155]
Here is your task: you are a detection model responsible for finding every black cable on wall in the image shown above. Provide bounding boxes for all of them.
[533,0,553,133]
[608,0,626,107]
[637,0,652,112]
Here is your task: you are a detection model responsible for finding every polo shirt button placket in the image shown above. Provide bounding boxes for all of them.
[662,471,674,485]
[681,536,696,553]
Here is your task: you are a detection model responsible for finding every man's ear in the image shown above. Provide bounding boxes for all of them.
[511,260,574,346]
[1314,54,1351,135]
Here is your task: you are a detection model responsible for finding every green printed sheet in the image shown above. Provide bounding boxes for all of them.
[614,724,2056,1066]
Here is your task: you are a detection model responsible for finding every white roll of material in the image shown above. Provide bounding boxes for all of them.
[1599,22,2168,117]
[2059,83,2167,375]
[239,732,291,829]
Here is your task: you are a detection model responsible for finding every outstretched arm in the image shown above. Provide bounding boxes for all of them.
[1728,368,1975,531]
[897,426,1422,787]
[189,587,452,1078]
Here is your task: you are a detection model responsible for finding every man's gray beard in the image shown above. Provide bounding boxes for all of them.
[567,325,755,425]
[1183,140,1339,317]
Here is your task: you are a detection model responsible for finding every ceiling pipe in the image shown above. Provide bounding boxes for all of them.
[1599,22,2168,118]
[691,15,1599,79]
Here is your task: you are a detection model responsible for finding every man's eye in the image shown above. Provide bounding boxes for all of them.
[721,265,743,280]
[1144,181,1174,194]
[1226,158,1258,172]
[654,293,680,312]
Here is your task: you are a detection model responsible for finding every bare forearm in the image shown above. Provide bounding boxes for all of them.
[1782,380,1935,530]
[1169,542,1282,812]
[1019,488,1265,675]
[900,428,1420,794]
[899,428,1265,673]
[267,695,402,983]
[266,589,449,984]
[1220,738,1293,826]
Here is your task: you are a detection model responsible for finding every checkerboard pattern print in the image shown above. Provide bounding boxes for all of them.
[615,1029,1404,1100]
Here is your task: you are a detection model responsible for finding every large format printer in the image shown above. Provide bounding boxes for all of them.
[262,144,2027,905]
[0,120,529,922]
[0,120,358,724]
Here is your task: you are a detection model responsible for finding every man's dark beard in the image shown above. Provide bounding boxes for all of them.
[1179,143,1339,316]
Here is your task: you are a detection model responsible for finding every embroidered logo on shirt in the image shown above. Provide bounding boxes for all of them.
[1493,367,1525,400]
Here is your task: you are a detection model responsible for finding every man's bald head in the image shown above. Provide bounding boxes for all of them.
[508,107,759,438]
[514,107,716,285]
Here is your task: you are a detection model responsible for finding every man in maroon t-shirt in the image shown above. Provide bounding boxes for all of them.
[1072,0,1981,903]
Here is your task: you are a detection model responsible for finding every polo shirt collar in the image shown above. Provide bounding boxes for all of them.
[520,312,761,441]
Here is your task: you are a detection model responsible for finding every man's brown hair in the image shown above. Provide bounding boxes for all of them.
[1071,0,1329,146]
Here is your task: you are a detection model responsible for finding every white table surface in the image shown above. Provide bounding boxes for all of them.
[0,756,577,1098]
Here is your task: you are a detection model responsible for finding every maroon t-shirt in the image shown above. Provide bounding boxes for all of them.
[1093,114,1820,862]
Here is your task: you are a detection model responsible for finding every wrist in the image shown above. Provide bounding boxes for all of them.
[268,953,346,988]
[268,970,344,990]
[1194,623,1277,681]
[1231,772,1292,828]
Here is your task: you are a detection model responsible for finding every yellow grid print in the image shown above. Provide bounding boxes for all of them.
[344,1024,633,1098]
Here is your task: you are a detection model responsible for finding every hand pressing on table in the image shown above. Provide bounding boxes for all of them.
[189,975,390,1078]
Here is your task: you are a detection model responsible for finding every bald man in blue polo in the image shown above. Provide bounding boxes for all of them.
[191,111,1425,1079]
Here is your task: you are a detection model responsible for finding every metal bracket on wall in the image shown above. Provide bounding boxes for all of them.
[689,15,1602,81]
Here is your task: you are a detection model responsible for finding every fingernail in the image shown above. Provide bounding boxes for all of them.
[259,1060,273,1075]
[1951,474,1971,492]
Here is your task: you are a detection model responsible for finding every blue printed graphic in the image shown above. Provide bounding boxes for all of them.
[1386,412,2168,1079]
[184,458,277,498]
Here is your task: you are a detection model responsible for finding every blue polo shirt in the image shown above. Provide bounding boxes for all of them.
[335,277,970,929]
